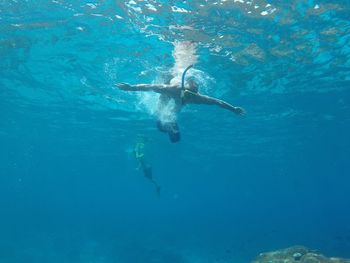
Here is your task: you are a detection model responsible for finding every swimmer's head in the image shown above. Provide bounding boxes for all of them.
[186,78,199,93]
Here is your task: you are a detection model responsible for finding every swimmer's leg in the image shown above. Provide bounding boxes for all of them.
[143,164,153,180]
[160,122,180,142]
[157,120,167,132]
[156,94,171,128]
[156,121,180,142]
[167,122,181,143]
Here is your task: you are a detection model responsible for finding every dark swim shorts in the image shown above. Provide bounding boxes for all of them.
[157,120,181,143]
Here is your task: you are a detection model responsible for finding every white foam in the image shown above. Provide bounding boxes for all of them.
[86,3,97,9]
[136,92,158,116]
[157,100,178,122]
[171,41,198,82]
[130,6,142,13]
[146,3,157,11]
[261,7,276,16]
[171,6,190,13]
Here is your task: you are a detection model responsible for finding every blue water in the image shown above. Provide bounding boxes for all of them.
[1,0,350,262]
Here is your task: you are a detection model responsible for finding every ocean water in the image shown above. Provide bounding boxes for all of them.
[1,0,350,262]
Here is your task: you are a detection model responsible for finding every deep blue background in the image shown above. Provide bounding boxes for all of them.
[1,1,350,262]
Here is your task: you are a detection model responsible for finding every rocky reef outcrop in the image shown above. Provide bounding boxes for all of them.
[252,246,350,263]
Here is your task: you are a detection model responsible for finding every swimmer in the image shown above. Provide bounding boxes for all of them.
[134,137,161,197]
[116,66,245,143]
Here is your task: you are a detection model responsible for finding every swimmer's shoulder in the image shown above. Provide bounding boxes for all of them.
[166,84,180,89]
[162,84,181,95]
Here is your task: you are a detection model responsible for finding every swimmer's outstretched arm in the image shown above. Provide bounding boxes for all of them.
[194,94,246,115]
[116,83,174,93]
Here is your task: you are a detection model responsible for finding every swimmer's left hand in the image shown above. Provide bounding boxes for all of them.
[234,107,246,116]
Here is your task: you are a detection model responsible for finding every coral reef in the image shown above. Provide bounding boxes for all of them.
[252,246,350,263]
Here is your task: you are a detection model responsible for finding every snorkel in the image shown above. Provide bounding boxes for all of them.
[180,64,193,100]
[181,64,193,90]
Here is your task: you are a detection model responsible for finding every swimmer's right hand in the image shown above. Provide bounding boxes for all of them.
[115,83,132,90]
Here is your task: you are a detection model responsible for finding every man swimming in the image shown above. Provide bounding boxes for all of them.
[134,136,161,197]
[116,67,245,143]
